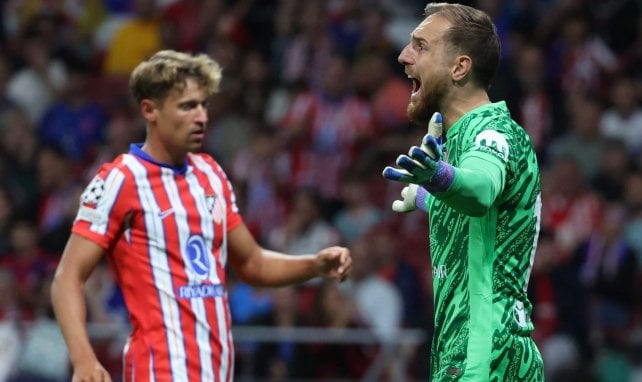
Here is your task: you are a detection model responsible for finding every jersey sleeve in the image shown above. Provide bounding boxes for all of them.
[434,127,511,216]
[71,160,130,250]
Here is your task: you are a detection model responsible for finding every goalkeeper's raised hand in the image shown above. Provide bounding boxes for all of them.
[382,112,454,194]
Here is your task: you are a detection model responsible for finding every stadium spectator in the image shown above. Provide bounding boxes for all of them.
[38,55,109,165]
[332,173,384,245]
[591,138,634,202]
[101,0,162,76]
[294,280,371,379]
[278,54,373,202]
[541,155,604,260]
[267,187,341,256]
[0,220,57,321]
[0,107,40,215]
[0,269,20,381]
[600,76,642,156]
[279,0,334,88]
[6,36,67,125]
[346,234,402,341]
[36,145,84,254]
[548,93,609,180]
[231,125,289,243]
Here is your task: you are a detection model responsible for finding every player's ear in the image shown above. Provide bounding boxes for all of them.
[451,54,472,83]
[140,99,157,123]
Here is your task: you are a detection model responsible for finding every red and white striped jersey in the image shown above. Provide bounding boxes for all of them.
[73,144,242,381]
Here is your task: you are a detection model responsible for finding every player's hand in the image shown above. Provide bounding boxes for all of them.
[382,112,454,193]
[392,183,430,213]
[315,246,352,282]
[72,360,112,382]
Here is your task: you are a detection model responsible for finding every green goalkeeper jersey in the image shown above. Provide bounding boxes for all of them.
[425,102,543,381]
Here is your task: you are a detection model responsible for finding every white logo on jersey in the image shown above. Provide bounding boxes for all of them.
[76,205,107,225]
[158,208,174,220]
[432,265,448,279]
[474,130,509,162]
[186,235,210,281]
[513,300,528,327]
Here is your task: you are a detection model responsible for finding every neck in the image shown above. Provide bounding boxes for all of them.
[141,141,186,168]
[442,88,491,132]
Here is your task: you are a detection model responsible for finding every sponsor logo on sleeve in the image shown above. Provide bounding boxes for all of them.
[474,130,509,162]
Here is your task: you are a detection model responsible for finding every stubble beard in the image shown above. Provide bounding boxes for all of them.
[407,81,445,127]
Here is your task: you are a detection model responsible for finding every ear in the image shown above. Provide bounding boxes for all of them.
[451,55,472,82]
[140,99,157,124]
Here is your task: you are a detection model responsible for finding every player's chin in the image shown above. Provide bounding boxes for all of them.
[186,139,205,152]
[407,103,431,127]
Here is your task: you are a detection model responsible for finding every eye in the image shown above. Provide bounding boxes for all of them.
[180,101,198,110]
[412,41,426,52]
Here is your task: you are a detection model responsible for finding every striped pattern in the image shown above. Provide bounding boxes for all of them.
[73,146,242,381]
[426,102,544,381]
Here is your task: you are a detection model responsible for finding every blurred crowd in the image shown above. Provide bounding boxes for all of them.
[0,0,642,381]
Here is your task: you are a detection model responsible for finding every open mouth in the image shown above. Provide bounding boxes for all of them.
[409,75,421,98]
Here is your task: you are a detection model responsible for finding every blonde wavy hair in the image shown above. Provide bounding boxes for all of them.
[129,50,222,104]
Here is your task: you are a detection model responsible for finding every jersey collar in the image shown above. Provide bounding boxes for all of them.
[129,143,189,174]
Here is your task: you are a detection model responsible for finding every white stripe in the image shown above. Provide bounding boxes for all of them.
[123,156,188,381]
[183,169,217,381]
[163,167,217,381]
[90,168,126,235]
[191,156,228,266]
[190,155,232,381]
[122,336,133,382]
[149,351,154,382]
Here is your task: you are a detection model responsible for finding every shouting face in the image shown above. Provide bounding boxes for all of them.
[397,15,454,126]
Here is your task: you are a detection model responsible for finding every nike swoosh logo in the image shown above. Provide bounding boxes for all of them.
[158,208,174,219]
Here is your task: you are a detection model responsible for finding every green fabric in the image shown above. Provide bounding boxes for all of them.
[425,102,544,381]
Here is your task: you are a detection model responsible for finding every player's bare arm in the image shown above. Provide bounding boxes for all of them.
[51,234,112,382]
[227,223,351,287]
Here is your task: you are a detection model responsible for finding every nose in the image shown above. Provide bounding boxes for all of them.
[195,104,208,124]
[398,44,412,66]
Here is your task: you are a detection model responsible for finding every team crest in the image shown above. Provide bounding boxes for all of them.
[206,194,224,223]
[206,195,215,212]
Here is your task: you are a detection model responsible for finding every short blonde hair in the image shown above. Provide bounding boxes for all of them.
[129,50,222,104]
[424,3,499,90]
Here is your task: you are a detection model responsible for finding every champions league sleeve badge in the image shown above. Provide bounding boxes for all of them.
[81,177,106,206]
[76,176,108,225]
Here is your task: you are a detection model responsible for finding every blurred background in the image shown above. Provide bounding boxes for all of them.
[0,0,641,381]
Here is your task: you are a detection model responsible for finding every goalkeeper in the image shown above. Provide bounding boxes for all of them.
[382,3,544,381]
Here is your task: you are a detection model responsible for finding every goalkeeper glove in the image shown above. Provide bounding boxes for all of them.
[383,112,454,196]
[391,183,430,213]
